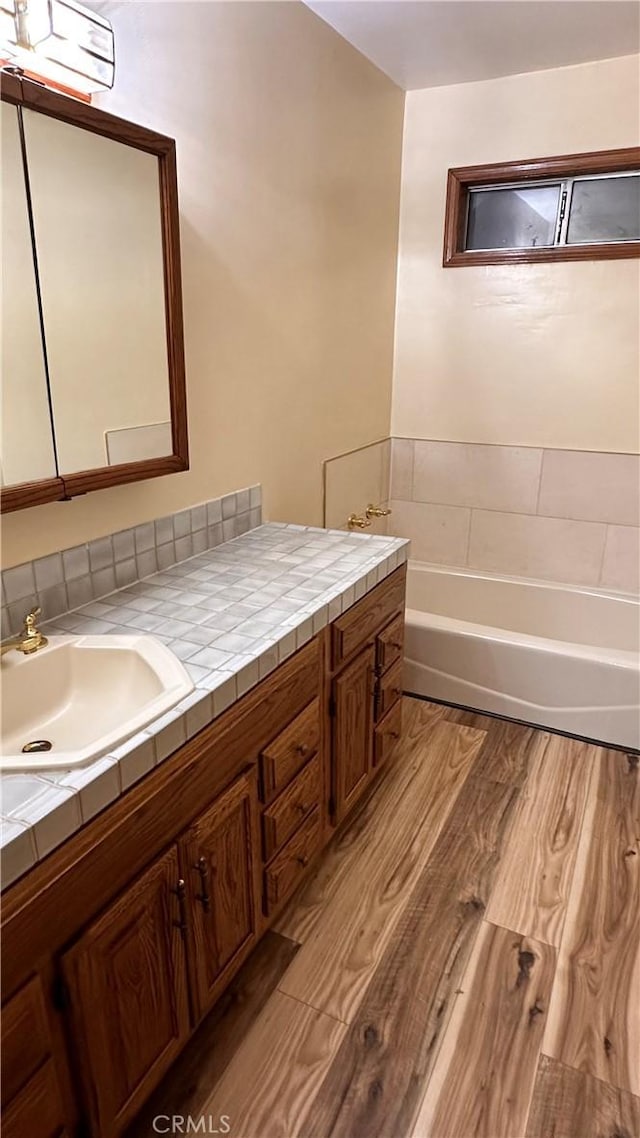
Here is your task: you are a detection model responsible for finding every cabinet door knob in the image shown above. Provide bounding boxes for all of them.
[295,743,309,756]
[296,855,309,868]
[388,640,403,651]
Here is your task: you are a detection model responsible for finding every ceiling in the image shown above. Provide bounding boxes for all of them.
[304,1,640,90]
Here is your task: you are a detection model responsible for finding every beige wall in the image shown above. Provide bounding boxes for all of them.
[392,55,640,453]
[2,1,403,567]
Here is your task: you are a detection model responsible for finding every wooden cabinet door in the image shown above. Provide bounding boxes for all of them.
[61,845,190,1138]
[332,645,375,824]
[181,769,259,1021]
[2,1060,69,1138]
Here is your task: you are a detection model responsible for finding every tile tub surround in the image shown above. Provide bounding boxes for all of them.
[0,523,409,888]
[389,440,640,593]
[0,486,263,638]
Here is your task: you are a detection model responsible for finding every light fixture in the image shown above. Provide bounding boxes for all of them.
[1,0,114,96]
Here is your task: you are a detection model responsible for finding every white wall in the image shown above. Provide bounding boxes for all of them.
[392,55,640,453]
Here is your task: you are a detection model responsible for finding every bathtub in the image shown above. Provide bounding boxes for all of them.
[404,563,640,751]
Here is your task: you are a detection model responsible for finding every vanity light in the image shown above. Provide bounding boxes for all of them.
[0,0,114,96]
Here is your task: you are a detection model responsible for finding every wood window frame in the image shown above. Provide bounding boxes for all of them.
[442,146,640,268]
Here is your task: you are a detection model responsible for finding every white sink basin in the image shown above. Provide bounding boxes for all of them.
[0,635,194,770]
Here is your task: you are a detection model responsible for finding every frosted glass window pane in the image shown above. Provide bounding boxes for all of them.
[566,175,640,244]
[466,185,560,250]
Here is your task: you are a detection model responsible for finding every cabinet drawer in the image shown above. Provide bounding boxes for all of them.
[376,657,403,722]
[374,699,403,767]
[2,1058,68,1138]
[262,754,321,861]
[376,613,404,675]
[1,975,51,1108]
[263,807,321,915]
[331,565,406,671]
[260,698,320,803]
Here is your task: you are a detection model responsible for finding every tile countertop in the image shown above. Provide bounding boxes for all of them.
[1,523,409,889]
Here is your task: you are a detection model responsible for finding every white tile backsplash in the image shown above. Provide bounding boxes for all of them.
[1,486,263,636]
[412,441,543,514]
[468,511,607,586]
[538,450,640,527]
[390,438,415,500]
[389,500,470,566]
[389,438,639,593]
[600,525,640,593]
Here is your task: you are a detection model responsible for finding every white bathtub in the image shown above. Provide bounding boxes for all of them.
[404,563,640,750]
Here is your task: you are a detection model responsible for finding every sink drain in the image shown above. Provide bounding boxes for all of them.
[22,740,53,754]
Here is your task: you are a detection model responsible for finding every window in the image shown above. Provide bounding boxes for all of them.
[443,148,640,267]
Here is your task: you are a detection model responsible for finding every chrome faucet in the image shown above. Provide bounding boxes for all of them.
[1,606,48,657]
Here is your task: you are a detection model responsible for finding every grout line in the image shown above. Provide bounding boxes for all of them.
[535,449,546,514]
[409,438,415,500]
[597,524,610,585]
[382,495,627,528]
[464,508,473,566]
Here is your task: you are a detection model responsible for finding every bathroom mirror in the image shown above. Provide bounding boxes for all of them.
[1,101,58,493]
[0,72,188,513]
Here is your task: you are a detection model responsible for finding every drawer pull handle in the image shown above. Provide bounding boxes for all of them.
[296,855,309,868]
[297,802,308,814]
[387,641,403,651]
[171,878,188,935]
[194,856,211,913]
[295,743,309,756]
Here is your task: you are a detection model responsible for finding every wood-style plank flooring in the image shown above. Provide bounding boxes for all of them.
[128,698,640,1138]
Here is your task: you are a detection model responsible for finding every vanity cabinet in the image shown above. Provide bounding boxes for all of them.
[258,696,324,919]
[0,567,406,1138]
[332,646,376,822]
[330,567,406,824]
[61,770,260,1136]
[61,846,190,1138]
[1,974,70,1138]
[181,769,260,1022]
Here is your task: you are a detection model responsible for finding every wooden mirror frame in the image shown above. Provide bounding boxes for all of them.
[0,71,188,513]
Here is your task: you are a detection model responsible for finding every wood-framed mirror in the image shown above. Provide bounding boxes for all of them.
[1,71,188,513]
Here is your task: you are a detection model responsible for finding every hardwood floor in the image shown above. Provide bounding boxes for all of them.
[127,698,640,1138]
